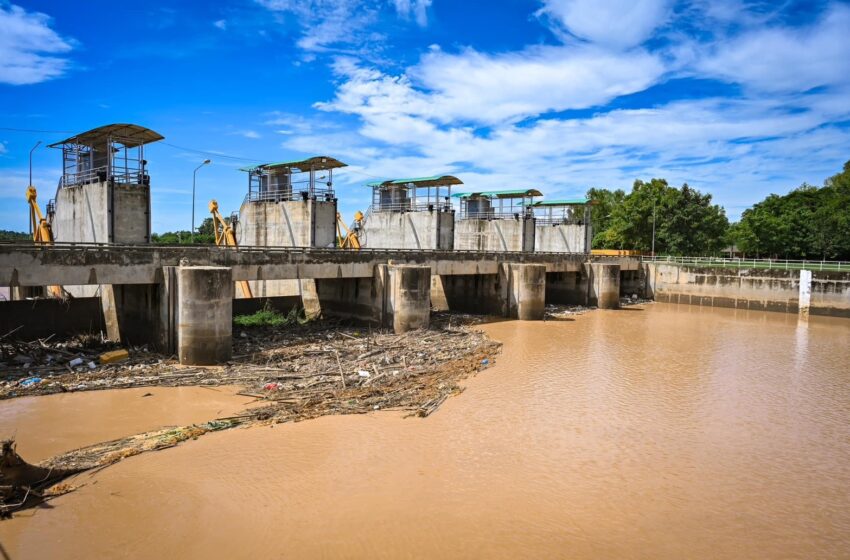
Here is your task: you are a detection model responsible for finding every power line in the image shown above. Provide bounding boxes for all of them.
[159,142,265,163]
[0,126,73,134]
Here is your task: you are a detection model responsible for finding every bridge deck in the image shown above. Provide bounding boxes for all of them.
[0,243,638,287]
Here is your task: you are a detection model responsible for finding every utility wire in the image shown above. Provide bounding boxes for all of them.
[0,126,73,134]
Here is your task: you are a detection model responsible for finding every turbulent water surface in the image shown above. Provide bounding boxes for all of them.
[1,304,849,559]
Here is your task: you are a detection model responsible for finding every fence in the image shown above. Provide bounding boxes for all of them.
[641,255,848,271]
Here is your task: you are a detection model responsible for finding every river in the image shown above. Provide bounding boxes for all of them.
[1,304,849,559]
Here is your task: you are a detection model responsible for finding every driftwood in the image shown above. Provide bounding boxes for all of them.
[0,440,81,517]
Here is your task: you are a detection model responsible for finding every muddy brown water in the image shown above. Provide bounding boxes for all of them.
[0,386,254,463]
[1,304,850,559]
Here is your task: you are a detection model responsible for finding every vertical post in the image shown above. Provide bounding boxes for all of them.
[798,269,812,320]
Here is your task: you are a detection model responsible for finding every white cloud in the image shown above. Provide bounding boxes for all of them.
[255,0,382,53]
[213,19,228,30]
[240,130,261,139]
[697,4,850,93]
[538,0,673,49]
[255,0,433,53]
[319,45,667,125]
[392,0,431,26]
[0,142,6,155]
[0,4,74,85]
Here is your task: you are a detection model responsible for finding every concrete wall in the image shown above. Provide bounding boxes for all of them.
[359,210,454,250]
[647,264,850,317]
[545,271,589,305]
[534,224,589,253]
[53,181,150,244]
[237,199,336,297]
[0,297,106,340]
[455,218,535,252]
[237,199,337,248]
[53,181,151,300]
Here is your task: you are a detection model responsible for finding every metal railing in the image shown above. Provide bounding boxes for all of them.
[244,189,336,204]
[459,210,534,220]
[641,255,848,271]
[370,201,453,213]
[534,217,585,226]
[0,240,589,258]
[59,166,151,187]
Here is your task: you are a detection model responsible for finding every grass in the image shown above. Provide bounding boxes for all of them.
[233,303,309,328]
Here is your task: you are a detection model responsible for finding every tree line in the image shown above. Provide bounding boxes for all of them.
[587,160,850,260]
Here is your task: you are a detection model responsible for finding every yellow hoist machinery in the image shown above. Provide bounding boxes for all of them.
[209,199,253,299]
[336,211,363,250]
[26,186,65,298]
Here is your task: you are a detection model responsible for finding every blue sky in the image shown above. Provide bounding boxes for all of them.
[1,0,849,233]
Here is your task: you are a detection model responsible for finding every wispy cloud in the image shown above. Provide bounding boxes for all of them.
[213,19,228,30]
[0,4,75,85]
[538,0,673,49]
[392,0,432,26]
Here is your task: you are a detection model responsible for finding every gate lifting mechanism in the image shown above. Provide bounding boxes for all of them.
[209,199,253,299]
[25,186,66,299]
[336,211,363,250]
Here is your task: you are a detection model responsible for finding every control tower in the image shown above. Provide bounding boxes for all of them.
[358,175,460,250]
[237,156,345,248]
[530,199,593,253]
[48,124,163,244]
[452,189,540,252]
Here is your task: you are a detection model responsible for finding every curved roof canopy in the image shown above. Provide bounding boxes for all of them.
[48,124,164,148]
[241,156,347,173]
[452,188,542,199]
[366,175,463,188]
[529,198,592,206]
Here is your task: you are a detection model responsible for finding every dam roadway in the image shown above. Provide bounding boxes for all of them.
[0,242,637,287]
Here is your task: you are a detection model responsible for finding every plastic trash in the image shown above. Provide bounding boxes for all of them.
[264,382,282,391]
[69,357,84,367]
[88,361,97,369]
[481,358,490,366]
[20,377,42,387]
[358,370,370,378]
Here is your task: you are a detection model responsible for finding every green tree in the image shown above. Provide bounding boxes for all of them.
[586,187,625,249]
[733,161,850,259]
[597,179,728,255]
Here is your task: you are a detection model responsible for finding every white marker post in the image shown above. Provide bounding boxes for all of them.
[798,269,812,319]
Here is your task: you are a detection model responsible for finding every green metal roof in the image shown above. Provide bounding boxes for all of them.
[366,175,463,188]
[530,198,590,206]
[240,156,347,173]
[452,188,543,199]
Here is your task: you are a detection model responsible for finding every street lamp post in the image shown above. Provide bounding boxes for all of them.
[28,141,42,236]
[191,159,211,243]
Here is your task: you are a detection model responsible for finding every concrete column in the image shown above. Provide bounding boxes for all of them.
[176,266,233,365]
[503,263,546,320]
[386,265,431,333]
[429,274,449,311]
[589,263,621,309]
[798,269,812,319]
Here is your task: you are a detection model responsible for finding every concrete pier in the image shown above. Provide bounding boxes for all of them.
[176,266,233,365]
[504,264,546,320]
[386,265,431,332]
[589,263,621,309]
